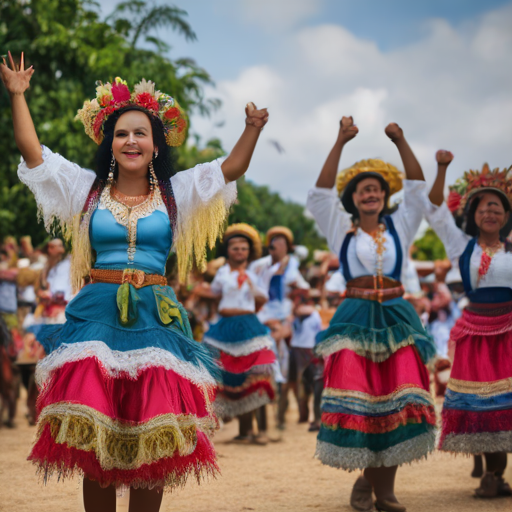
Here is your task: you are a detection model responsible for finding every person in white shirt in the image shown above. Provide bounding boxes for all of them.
[306,116,436,512]
[250,226,309,323]
[203,224,276,444]
[280,295,323,430]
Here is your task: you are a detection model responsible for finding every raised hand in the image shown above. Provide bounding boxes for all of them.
[384,122,404,142]
[338,116,358,143]
[245,102,269,129]
[0,51,34,96]
[436,150,454,167]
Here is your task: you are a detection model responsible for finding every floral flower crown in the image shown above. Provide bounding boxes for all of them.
[76,77,187,147]
[447,163,512,216]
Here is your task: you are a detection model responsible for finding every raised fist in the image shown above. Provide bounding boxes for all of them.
[245,102,269,129]
[385,123,404,142]
[436,150,454,166]
[338,116,358,143]
[0,52,34,96]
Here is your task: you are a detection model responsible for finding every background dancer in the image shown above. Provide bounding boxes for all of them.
[307,116,436,512]
[426,150,512,498]
[203,223,276,445]
[1,51,268,512]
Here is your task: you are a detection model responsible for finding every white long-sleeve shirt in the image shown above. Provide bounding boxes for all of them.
[306,180,427,282]
[425,200,512,290]
[211,264,268,313]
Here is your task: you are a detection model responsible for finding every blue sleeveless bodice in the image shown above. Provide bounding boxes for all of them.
[459,238,512,303]
[90,208,172,275]
[339,215,402,282]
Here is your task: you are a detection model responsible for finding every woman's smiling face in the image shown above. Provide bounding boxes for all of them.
[474,192,509,236]
[111,110,155,176]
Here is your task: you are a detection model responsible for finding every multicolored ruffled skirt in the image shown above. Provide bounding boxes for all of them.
[30,282,220,490]
[314,297,436,470]
[440,301,512,454]
[204,314,275,419]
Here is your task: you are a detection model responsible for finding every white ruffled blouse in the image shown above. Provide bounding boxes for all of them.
[17,146,237,243]
[425,200,512,290]
[306,180,427,282]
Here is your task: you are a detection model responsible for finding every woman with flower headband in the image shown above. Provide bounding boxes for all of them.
[306,116,436,512]
[202,223,276,444]
[0,52,268,512]
[426,151,512,499]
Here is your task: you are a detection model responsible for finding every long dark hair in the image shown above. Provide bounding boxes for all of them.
[95,105,177,181]
[465,192,512,251]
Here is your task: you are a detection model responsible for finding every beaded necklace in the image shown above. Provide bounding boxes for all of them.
[369,223,386,290]
[477,239,504,284]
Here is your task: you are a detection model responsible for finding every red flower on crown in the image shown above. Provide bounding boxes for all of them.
[135,92,160,112]
[111,82,131,103]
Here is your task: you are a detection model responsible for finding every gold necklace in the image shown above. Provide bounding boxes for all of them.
[101,182,163,263]
[111,186,150,207]
[368,223,386,291]
[477,239,504,283]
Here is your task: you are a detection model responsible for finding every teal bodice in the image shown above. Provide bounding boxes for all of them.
[90,208,172,275]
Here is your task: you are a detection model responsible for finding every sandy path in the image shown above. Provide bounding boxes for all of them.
[1,393,511,512]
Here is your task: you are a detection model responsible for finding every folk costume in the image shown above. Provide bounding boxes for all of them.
[18,78,236,490]
[425,165,512,455]
[306,159,436,470]
[203,224,276,419]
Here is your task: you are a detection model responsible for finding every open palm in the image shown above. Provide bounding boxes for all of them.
[0,52,34,95]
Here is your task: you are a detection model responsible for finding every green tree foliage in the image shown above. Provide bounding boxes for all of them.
[412,227,447,261]
[0,0,217,244]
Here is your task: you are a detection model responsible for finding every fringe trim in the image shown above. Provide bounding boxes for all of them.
[315,334,417,362]
[315,431,435,471]
[447,377,512,397]
[214,391,272,419]
[440,431,512,454]
[174,194,230,283]
[322,385,433,404]
[35,340,217,389]
[36,402,217,471]
[203,335,274,357]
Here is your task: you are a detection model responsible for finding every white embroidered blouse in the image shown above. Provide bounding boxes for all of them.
[424,200,512,290]
[17,146,237,243]
[306,180,427,282]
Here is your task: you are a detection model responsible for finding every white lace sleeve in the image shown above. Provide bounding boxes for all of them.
[306,186,352,255]
[17,146,96,230]
[424,200,471,266]
[170,158,237,225]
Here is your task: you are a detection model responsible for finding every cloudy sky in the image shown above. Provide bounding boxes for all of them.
[104,0,512,204]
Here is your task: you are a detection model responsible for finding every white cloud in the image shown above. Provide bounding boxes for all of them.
[191,3,512,204]
[236,0,323,31]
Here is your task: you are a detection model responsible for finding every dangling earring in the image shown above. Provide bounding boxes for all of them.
[149,159,157,194]
[154,149,159,159]
[108,150,116,185]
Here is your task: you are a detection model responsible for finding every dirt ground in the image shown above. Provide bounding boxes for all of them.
[1,391,511,512]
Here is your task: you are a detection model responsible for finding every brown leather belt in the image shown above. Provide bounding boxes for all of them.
[345,276,404,303]
[89,268,167,289]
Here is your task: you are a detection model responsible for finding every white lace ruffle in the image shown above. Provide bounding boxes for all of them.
[441,431,512,454]
[214,391,272,419]
[315,431,436,471]
[36,340,217,388]
[203,335,274,357]
[17,146,96,231]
